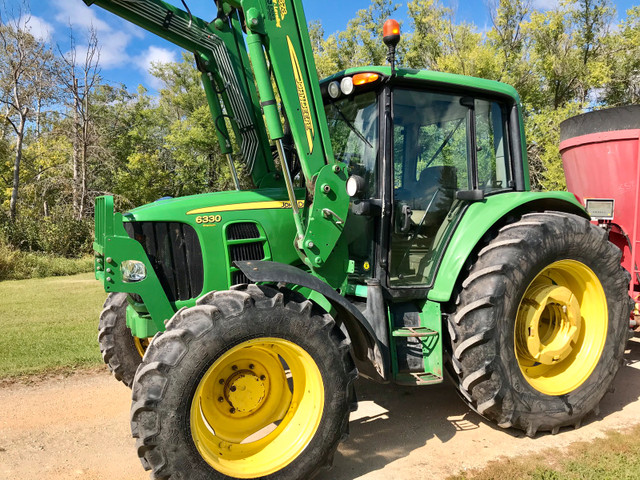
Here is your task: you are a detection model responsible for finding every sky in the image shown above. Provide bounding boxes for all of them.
[21,0,640,92]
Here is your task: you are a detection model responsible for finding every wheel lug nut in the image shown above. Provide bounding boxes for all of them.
[260,375,266,381]
[230,386,236,392]
[249,364,255,369]
[232,365,238,371]
[219,379,225,384]
[218,397,224,403]
[229,408,235,414]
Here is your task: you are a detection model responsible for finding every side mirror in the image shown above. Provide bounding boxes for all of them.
[456,189,485,202]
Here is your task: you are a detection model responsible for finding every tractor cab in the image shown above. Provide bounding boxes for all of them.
[320,67,523,297]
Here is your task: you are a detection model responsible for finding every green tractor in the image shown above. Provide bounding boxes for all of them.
[89,0,631,478]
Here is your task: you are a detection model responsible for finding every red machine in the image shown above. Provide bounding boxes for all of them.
[560,106,640,322]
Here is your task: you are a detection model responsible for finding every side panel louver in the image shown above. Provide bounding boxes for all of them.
[225,222,267,285]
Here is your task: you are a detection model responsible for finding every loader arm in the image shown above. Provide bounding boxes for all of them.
[86,0,349,279]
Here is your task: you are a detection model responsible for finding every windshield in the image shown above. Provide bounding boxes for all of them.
[324,91,378,197]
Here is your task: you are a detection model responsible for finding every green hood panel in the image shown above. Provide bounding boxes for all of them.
[124,188,305,222]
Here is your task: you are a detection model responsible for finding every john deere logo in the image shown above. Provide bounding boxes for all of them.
[287,36,314,154]
[187,200,305,216]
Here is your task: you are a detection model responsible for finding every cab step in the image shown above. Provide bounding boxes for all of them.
[395,372,443,386]
[389,302,444,386]
[392,326,438,338]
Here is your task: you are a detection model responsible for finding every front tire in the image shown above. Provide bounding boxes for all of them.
[448,212,631,436]
[98,293,149,387]
[131,284,356,480]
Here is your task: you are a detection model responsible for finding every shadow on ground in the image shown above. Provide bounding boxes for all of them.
[316,377,479,480]
[316,336,640,480]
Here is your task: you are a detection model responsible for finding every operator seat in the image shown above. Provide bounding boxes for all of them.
[413,165,457,228]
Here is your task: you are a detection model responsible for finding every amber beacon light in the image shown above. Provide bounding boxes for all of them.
[383,19,400,72]
[383,19,400,45]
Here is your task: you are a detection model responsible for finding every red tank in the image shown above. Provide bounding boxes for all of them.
[560,106,640,296]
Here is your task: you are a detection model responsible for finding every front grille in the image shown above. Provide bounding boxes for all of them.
[124,221,204,302]
[232,271,251,285]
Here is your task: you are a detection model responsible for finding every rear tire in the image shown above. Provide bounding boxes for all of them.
[448,212,631,436]
[130,284,356,480]
[98,293,147,388]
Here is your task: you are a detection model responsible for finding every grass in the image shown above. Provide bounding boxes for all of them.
[0,250,93,281]
[0,272,107,378]
[448,424,640,480]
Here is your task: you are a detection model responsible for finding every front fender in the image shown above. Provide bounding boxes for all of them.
[235,260,388,382]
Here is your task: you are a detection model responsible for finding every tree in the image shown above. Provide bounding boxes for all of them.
[486,0,536,99]
[312,0,400,77]
[603,6,640,105]
[0,4,56,220]
[58,26,101,220]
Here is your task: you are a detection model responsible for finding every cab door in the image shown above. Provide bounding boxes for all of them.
[388,87,514,290]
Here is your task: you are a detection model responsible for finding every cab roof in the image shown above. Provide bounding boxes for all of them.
[321,66,521,104]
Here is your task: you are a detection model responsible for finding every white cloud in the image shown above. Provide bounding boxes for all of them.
[52,0,111,32]
[134,46,179,90]
[137,46,178,70]
[17,15,54,41]
[51,0,135,70]
[94,31,133,69]
[533,0,560,10]
[50,0,179,91]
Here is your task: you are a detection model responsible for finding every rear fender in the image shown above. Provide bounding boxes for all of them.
[428,192,587,303]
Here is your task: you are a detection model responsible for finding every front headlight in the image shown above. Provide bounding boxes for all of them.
[121,260,147,282]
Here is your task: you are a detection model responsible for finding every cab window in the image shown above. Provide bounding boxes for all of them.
[390,89,513,287]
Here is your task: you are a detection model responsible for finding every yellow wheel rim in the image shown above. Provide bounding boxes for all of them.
[133,337,150,358]
[515,260,608,396]
[190,338,324,478]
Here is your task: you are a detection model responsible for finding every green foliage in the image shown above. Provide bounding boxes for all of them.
[39,214,93,256]
[311,0,400,77]
[525,103,583,191]
[0,223,93,281]
[0,234,19,280]
[1,252,93,281]
[603,6,640,105]
[1,206,93,256]
[0,273,104,377]
[448,425,640,480]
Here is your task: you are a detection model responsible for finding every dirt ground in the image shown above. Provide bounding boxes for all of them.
[3,338,640,480]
